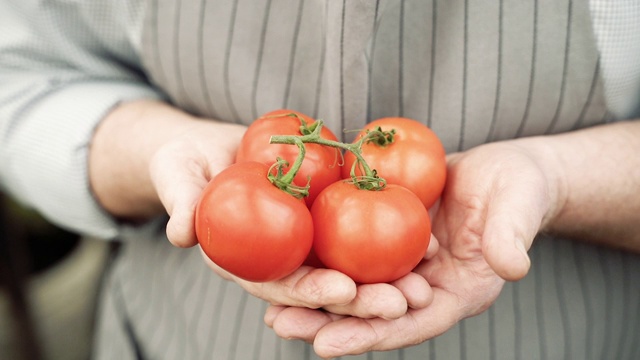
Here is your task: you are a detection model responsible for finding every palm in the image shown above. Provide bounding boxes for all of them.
[414,162,509,320]
[266,141,557,358]
[410,141,554,323]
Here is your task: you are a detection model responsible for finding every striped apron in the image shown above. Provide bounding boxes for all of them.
[93,1,640,359]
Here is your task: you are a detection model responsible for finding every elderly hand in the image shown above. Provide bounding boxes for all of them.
[264,138,565,358]
[146,105,440,321]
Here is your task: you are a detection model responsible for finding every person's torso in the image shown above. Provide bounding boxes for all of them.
[93,2,640,360]
[139,0,609,152]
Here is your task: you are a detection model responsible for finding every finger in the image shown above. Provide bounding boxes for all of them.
[269,306,344,342]
[202,253,357,308]
[150,147,208,248]
[323,283,407,320]
[165,191,201,247]
[253,267,357,308]
[226,266,357,309]
[482,176,546,281]
[264,305,287,328]
[427,197,441,220]
[390,271,433,309]
[424,233,440,260]
[313,288,461,358]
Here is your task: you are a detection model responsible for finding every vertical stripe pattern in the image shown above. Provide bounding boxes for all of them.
[140,0,610,149]
[90,1,640,359]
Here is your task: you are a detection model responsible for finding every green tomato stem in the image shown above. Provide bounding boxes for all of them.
[278,136,305,184]
[267,138,310,199]
[270,120,388,190]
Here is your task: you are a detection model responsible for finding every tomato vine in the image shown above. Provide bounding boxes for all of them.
[269,120,393,191]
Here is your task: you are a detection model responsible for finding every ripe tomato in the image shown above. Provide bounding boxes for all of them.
[310,181,431,284]
[236,109,341,206]
[195,161,313,282]
[341,117,446,209]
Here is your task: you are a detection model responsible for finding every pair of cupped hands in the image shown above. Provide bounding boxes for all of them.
[149,118,561,359]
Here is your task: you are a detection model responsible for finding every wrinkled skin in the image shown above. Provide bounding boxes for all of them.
[264,140,560,358]
[91,100,640,359]
[141,102,440,323]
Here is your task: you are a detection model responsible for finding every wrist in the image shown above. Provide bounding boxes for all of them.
[517,122,640,249]
[89,99,202,220]
[507,136,569,235]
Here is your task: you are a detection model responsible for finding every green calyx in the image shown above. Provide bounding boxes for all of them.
[365,126,396,147]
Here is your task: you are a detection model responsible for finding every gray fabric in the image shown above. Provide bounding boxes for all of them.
[94,226,640,360]
[1,0,638,238]
[1,0,640,359]
[140,0,611,149]
[91,0,640,359]
[589,0,640,118]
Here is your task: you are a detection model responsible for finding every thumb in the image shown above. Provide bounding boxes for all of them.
[481,177,549,281]
[150,146,209,248]
[164,188,201,248]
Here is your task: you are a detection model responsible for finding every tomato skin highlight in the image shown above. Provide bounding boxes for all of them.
[195,161,313,282]
[310,181,431,284]
[236,109,341,206]
[342,117,447,209]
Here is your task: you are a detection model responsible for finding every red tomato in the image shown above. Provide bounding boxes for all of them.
[341,117,446,209]
[195,161,313,282]
[236,109,341,206]
[310,181,431,284]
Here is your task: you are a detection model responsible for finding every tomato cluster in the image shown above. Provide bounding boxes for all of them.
[195,110,446,284]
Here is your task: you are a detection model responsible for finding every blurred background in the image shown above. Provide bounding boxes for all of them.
[0,191,110,360]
